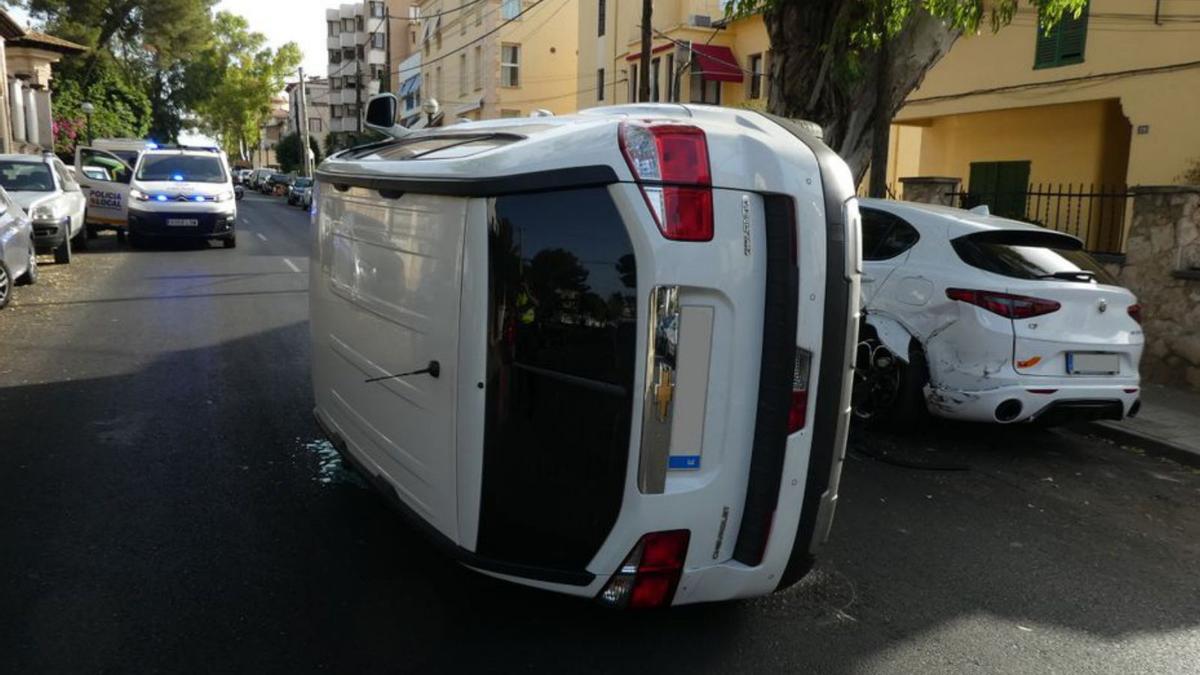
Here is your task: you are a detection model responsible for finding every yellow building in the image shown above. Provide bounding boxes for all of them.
[575,1,771,111]
[414,0,579,119]
[887,0,1200,251]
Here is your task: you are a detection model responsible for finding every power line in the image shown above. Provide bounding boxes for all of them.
[905,59,1200,105]
[392,0,552,78]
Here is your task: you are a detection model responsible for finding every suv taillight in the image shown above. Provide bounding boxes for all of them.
[596,530,690,609]
[946,288,1061,319]
[619,122,714,242]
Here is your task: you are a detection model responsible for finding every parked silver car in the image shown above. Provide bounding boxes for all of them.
[0,153,87,264]
[0,186,37,310]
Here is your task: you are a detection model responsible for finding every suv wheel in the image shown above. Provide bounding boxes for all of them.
[0,260,11,309]
[53,231,72,264]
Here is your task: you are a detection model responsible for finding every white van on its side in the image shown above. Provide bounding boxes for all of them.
[310,102,861,608]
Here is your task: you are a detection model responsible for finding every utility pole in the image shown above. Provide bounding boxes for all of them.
[355,7,364,134]
[298,67,314,178]
[638,0,652,102]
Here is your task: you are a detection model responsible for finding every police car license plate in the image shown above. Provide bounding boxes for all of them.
[167,218,199,227]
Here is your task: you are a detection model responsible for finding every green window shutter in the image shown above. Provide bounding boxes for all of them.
[1034,1,1089,69]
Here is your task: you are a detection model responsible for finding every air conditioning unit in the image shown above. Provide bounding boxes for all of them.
[689,14,712,27]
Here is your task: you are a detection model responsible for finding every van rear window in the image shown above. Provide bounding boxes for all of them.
[952,230,1118,285]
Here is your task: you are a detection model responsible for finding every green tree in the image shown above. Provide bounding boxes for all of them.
[727,0,1088,189]
[276,132,322,175]
[184,12,301,161]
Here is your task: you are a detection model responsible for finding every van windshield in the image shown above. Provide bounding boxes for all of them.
[0,161,55,192]
[137,155,227,183]
[952,230,1118,285]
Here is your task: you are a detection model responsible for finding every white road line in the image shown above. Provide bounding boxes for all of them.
[255,232,268,242]
[282,258,301,273]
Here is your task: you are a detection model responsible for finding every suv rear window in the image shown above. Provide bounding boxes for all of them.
[952,230,1119,285]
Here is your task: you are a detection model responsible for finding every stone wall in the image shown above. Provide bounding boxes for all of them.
[1118,186,1200,390]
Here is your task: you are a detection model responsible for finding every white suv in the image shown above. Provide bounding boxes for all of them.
[127,148,238,248]
[855,199,1142,427]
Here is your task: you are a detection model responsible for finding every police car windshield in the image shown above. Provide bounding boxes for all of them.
[137,154,227,183]
[0,161,55,192]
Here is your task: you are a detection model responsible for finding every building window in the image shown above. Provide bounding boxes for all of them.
[309,118,323,133]
[749,53,763,99]
[372,32,385,49]
[598,0,606,36]
[343,47,354,61]
[501,43,520,87]
[650,57,660,102]
[628,67,637,102]
[356,15,364,31]
[501,0,521,20]
[475,2,484,25]
[436,66,444,100]
[370,1,384,18]
[328,20,339,36]
[328,49,342,64]
[342,17,355,32]
[460,0,468,34]
[459,53,468,95]
[597,68,605,101]
[690,72,720,105]
[1035,1,1089,68]
[356,45,365,60]
[474,45,483,91]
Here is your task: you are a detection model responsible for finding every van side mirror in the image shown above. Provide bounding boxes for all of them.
[365,93,411,140]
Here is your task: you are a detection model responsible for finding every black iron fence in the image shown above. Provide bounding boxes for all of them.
[949,184,1132,254]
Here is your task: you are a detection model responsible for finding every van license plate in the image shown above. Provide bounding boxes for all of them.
[167,218,198,227]
[1067,353,1120,375]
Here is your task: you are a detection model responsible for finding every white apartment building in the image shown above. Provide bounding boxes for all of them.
[326,2,391,134]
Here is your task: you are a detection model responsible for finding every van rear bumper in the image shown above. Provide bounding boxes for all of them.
[312,407,596,588]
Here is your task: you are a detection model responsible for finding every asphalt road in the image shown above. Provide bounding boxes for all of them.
[2,194,1198,674]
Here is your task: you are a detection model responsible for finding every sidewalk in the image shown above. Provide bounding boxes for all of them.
[1089,383,1200,467]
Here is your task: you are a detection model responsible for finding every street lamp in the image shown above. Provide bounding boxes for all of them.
[80,101,95,145]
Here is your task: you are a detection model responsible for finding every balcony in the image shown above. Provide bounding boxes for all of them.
[340,32,356,48]
[326,35,340,50]
[366,48,386,66]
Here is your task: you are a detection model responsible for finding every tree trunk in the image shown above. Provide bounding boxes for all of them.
[867,18,891,198]
[638,0,652,103]
[764,2,960,185]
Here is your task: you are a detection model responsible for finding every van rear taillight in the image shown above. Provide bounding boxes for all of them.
[789,348,812,433]
[946,288,1061,319]
[1127,303,1143,324]
[619,122,714,242]
[597,530,690,609]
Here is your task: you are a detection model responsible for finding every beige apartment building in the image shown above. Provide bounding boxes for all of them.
[576,1,771,112]
[414,0,579,120]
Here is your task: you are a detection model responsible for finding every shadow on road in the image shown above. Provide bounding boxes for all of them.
[1,321,1197,673]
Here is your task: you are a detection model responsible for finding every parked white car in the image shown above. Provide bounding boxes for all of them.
[0,154,87,264]
[854,198,1142,427]
[310,97,862,608]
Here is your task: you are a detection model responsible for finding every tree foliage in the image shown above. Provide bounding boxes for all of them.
[276,132,322,175]
[184,12,301,161]
[725,0,1088,182]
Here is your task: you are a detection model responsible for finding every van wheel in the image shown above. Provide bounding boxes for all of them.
[852,330,929,431]
[53,233,72,264]
[71,220,88,251]
[86,224,98,239]
[116,229,127,244]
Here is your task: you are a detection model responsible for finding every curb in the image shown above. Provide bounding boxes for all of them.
[1084,420,1200,469]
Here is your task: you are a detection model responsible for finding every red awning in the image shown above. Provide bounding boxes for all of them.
[690,44,743,83]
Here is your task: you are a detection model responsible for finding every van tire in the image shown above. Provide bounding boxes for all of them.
[852,328,929,431]
[116,229,127,244]
[53,234,72,264]
[86,223,98,239]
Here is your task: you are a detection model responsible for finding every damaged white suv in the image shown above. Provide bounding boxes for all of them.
[854,199,1142,427]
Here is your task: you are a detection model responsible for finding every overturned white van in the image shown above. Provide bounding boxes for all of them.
[310,101,861,608]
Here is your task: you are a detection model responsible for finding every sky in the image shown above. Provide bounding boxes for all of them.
[7,0,332,78]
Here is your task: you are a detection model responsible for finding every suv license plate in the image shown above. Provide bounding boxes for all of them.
[167,218,199,227]
[1067,353,1120,375]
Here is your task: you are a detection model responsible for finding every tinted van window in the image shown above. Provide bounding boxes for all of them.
[137,155,226,183]
[861,208,920,261]
[952,230,1119,285]
[479,186,637,570]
